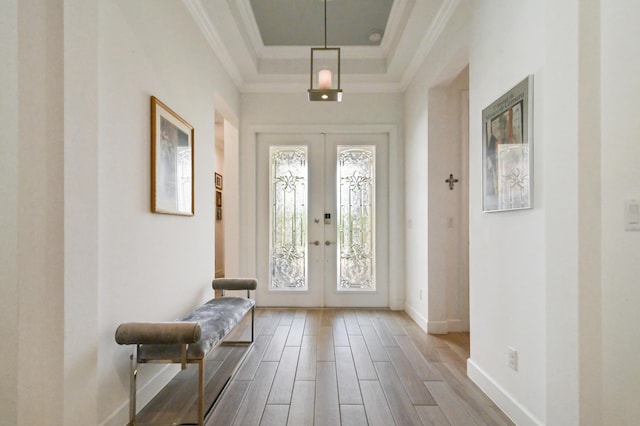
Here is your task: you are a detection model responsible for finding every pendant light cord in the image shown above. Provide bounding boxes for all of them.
[324,0,327,48]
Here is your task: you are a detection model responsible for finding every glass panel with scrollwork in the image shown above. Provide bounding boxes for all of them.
[269,146,308,290]
[337,146,375,291]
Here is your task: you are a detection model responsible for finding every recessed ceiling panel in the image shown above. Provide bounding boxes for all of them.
[250,0,393,46]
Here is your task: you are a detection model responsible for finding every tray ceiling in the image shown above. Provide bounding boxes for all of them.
[183,0,461,93]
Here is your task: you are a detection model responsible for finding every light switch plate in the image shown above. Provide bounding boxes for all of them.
[625,199,640,231]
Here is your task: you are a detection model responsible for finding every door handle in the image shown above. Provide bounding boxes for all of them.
[310,240,320,246]
[325,241,337,246]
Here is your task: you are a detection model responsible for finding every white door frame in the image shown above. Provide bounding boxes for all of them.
[243,124,403,310]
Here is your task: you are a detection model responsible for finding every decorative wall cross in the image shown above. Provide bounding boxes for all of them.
[445,173,459,190]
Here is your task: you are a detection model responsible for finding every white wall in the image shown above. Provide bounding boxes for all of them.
[0,0,20,423]
[239,93,405,309]
[467,1,547,424]
[601,1,640,423]
[97,1,239,424]
[2,0,67,424]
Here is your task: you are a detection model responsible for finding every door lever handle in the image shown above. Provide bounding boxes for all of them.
[325,241,336,246]
[310,240,320,246]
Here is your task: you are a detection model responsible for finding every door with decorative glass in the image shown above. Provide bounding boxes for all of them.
[256,133,388,307]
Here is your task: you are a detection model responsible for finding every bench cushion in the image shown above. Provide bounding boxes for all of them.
[212,278,257,291]
[137,297,255,362]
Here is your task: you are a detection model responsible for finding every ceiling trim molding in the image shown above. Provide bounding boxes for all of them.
[235,0,265,53]
[399,0,461,89]
[240,78,404,94]
[182,0,244,88]
[379,0,412,55]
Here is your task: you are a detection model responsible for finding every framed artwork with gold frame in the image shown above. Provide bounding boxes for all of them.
[150,96,194,216]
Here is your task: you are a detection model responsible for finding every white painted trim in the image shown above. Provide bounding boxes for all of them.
[404,303,428,332]
[99,365,179,426]
[467,359,544,426]
[447,318,468,332]
[379,0,411,55]
[236,0,264,53]
[427,320,448,334]
[248,124,400,309]
[399,0,460,89]
[182,0,243,88]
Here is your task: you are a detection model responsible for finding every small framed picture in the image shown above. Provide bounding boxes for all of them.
[216,190,222,207]
[216,207,222,221]
[215,172,223,190]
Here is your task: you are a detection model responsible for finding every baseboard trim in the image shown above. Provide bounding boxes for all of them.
[467,359,544,426]
[427,320,448,334]
[404,303,428,332]
[426,319,469,334]
[99,364,180,426]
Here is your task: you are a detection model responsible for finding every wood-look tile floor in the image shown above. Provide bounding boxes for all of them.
[137,308,514,426]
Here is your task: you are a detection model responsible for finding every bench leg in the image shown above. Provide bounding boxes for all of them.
[198,359,205,426]
[128,347,138,426]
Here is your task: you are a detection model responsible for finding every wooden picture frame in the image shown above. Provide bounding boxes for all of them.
[215,172,223,190]
[151,96,194,216]
[482,76,533,212]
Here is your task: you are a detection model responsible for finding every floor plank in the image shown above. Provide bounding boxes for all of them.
[375,361,424,426]
[395,334,442,381]
[285,312,306,347]
[340,405,368,426]
[348,334,378,380]
[386,346,437,405]
[287,381,315,426]
[205,380,250,426]
[232,361,279,426]
[267,346,300,404]
[335,346,362,405]
[260,404,290,426]
[359,380,395,426]
[371,317,398,347]
[333,315,350,347]
[262,324,290,362]
[425,381,486,426]
[343,311,362,335]
[415,405,451,426]
[315,362,341,426]
[295,334,317,381]
[317,325,336,361]
[361,324,389,362]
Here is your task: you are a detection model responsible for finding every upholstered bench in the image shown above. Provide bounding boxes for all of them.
[115,278,257,426]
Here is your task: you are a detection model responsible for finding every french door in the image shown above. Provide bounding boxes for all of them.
[256,133,389,307]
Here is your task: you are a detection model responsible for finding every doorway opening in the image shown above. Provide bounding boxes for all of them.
[427,66,470,334]
[213,108,240,280]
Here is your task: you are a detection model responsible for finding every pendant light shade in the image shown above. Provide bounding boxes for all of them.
[308,0,342,102]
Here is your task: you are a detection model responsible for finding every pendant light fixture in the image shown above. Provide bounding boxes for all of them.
[308,0,342,102]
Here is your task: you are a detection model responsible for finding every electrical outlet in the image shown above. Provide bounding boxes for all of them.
[508,347,518,371]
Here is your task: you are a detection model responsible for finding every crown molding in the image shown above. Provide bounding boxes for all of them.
[182,0,244,88]
[235,0,264,53]
[398,0,460,89]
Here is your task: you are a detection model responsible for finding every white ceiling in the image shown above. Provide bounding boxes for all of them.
[183,0,461,93]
